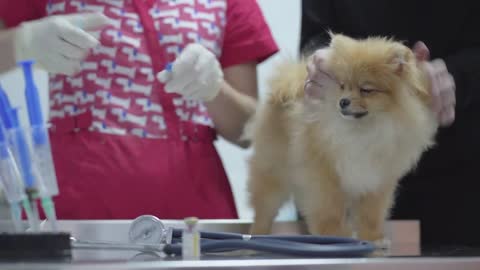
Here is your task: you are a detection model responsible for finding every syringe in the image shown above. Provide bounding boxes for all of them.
[0,115,25,232]
[9,108,41,231]
[0,86,39,232]
[19,60,59,231]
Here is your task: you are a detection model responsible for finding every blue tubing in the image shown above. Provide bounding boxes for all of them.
[168,229,375,257]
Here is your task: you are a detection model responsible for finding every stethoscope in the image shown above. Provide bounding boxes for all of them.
[71,215,376,258]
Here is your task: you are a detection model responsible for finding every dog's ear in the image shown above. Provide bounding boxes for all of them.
[329,33,356,55]
[388,43,430,97]
[388,44,414,75]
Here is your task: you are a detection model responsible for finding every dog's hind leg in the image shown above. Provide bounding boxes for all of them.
[248,165,290,235]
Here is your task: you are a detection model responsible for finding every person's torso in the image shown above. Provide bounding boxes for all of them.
[46,0,228,140]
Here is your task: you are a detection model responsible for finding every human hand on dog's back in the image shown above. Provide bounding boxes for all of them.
[413,41,456,127]
[304,48,337,99]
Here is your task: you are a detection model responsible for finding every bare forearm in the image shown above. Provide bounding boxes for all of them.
[0,28,17,74]
[205,81,257,148]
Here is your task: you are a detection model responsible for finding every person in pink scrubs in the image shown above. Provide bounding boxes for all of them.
[0,0,278,219]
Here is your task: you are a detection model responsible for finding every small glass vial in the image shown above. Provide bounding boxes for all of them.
[182,217,200,260]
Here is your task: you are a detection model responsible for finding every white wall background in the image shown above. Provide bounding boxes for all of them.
[0,0,301,221]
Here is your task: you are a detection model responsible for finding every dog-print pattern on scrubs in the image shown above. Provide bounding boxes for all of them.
[47,0,226,139]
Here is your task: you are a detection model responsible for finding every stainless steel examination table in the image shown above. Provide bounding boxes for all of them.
[1,219,480,270]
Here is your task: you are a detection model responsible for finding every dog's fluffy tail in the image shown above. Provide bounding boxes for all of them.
[240,59,308,142]
[267,59,308,106]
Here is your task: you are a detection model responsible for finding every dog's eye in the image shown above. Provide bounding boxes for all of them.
[360,88,375,95]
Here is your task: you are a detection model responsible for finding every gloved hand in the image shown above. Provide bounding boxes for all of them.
[14,13,110,76]
[413,41,456,127]
[157,43,224,102]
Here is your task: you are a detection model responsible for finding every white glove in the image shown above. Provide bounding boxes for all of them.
[14,13,110,76]
[157,43,223,102]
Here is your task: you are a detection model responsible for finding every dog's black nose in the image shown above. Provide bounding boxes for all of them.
[339,98,351,109]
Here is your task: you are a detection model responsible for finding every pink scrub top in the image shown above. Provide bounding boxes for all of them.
[1,0,278,219]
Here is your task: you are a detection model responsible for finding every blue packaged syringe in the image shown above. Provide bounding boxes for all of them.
[0,85,39,232]
[19,60,59,231]
[0,115,25,232]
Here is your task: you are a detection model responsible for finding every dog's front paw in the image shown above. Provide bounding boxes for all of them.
[249,223,272,235]
[373,237,391,250]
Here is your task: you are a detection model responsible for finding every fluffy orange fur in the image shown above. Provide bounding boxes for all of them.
[246,34,438,244]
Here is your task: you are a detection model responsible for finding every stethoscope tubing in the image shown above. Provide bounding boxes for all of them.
[166,229,376,257]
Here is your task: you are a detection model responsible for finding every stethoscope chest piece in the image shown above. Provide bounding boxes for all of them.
[128,215,166,245]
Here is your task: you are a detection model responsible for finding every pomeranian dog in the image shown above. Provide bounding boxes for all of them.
[245,34,438,244]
